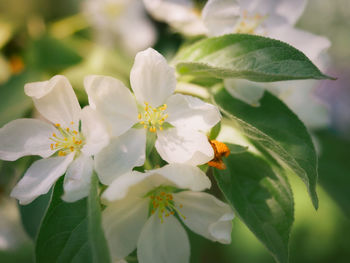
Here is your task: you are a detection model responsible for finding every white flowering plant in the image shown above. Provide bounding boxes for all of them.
[0,0,347,263]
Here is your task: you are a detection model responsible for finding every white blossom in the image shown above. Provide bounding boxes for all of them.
[102,163,234,263]
[0,75,109,204]
[85,48,221,184]
[143,0,207,36]
[83,0,156,53]
[202,0,331,128]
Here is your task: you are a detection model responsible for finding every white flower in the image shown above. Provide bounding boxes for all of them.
[101,163,234,263]
[0,75,109,204]
[202,0,331,128]
[85,48,221,184]
[143,0,207,36]
[83,0,156,53]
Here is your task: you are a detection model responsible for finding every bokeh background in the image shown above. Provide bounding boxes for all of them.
[0,0,349,262]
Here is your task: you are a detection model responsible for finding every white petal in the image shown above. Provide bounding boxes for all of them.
[130,48,176,107]
[173,191,234,244]
[144,0,207,36]
[61,154,93,202]
[24,75,81,128]
[137,214,190,263]
[166,94,221,132]
[102,163,210,202]
[224,79,265,106]
[80,106,109,156]
[275,0,307,25]
[116,0,157,53]
[84,75,138,137]
[95,128,146,185]
[269,27,331,63]
[0,119,55,161]
[103,197,148,260]
[10,154,74,205]
[151,163,211,192]
[202,0,241,36]
[155,127,214,166]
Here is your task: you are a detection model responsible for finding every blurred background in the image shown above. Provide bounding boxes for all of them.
[0,0,349,262]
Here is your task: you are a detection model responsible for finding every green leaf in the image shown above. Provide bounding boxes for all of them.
[316,130,350,218]
[0,72,38,127]
[27,34,82,73]
[35,176,111,263]
[87,173,111,263]
[174,34,332,82]
[226,143,248,154]
[213,88,318,208]
[214,152,294,263]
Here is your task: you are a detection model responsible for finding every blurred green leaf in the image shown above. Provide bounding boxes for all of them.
[213,88,319,209]
[214,152,294,263]
[0,242,34,263]
[316,130,350,218]
[27,34,82,73]
[0,72,38,127]
[35,176,111,263]
[174,34,332,82]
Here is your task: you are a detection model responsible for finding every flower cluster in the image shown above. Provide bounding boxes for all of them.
[144,0,331,129]
[0,48,233,263]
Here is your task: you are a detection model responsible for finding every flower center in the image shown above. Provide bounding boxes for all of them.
[234,10,265,34]
[49,122,84,157]
[148,187,185,223]
[103,2,124,18]
[138,102,168,133]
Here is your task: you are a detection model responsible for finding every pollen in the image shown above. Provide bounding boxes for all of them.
[235,10,265,34]
[148,188,185,223]
[208,140,230,170]
[138,102,169,132]
[49,122,84,157]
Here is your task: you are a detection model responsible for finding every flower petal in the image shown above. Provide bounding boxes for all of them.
[130,48,176,107]
[224,79,265,106]
[102,163,210,203]
[275,0,307,25]
[95,128,146,185]
[24,75,81,128]
[152,163,211,192]
[84,75,138,137]
[0,119,55,161]
[155,127,214,165]
[269,27,331,63]
[61,154,93,202]
[102,197,148,260]
[144,0,207,36]
[166,94,221,132]
[173,191,234,244]
[10,154,74,205]
[202,0,241,36]
[137,214,190,263]
[80,106,109,156]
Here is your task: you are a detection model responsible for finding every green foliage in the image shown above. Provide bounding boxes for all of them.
[174,34,332,82]
[316,130,350,218]
[26,34,82,73]
[35,175,111,263]
[213,87,319,209]
[0,72,37,127]
[214,152,294,263]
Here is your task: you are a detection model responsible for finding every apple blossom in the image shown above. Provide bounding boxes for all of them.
[101,163,234,263]
[0,75,109,204]
[84,48,221,185]
[83,0,156,53]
